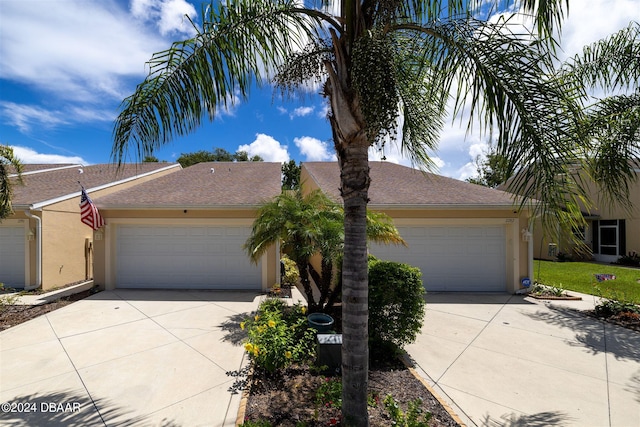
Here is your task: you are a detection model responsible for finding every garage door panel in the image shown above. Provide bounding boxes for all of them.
[116,225,261,290]
[0,226,26,287]
[370,225,506,292]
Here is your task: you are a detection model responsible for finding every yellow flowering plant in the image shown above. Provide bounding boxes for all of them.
[241,298,315,373]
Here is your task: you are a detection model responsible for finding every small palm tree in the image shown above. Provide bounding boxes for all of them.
[0,145,23,220]
[244,189,404,312]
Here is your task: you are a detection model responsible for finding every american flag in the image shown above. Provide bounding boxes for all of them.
[80,187,105,230]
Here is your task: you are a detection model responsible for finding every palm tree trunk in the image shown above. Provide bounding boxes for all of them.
[296,261,318,312]
[339,141,370,427]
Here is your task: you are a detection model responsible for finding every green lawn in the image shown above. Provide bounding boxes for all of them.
[533,260,640,302]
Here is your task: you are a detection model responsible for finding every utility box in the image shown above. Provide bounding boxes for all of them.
[316,334,342,375]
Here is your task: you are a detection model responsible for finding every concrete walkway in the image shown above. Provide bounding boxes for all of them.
[0,289,261,427]
[406,292,640,427]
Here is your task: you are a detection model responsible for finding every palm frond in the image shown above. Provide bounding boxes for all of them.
[112,0,325,164]
[584,92,640,211]
[0,145,23,220]
[562,21,640,93]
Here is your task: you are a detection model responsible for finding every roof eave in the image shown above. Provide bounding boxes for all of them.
[24,164,181,209]
[368,203,532,211]
[97,204,262,210]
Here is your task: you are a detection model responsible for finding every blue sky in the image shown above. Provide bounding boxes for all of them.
[0,0,636,180]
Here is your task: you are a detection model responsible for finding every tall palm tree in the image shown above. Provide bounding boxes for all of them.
[0,145,23,220]
[244,189,404,312]
[112,2,636,423]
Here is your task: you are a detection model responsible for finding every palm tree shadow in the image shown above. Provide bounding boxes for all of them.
[219,312,250,346]
[219,312,252,395]
[523,305,640,361]
[0,390,180,426]
[481,410,572,426]
[628,370,640,404]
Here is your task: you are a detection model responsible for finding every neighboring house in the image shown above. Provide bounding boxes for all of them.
[92,162,282,291]
[532,167,640,263]
[301,162,533,292]
[0,163,181,290]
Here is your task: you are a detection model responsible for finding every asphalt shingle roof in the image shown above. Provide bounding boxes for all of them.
[95,162,282,208]
[11,163,180,207]
[303,161,518,207]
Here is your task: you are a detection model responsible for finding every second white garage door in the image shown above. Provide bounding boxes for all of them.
[370,225,506,292]
[0,224,26,288]
[116,225,261,289]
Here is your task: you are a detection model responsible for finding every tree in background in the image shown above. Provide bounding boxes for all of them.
[281,159,301,190]
[112,2,638,423]
[466,148,511,188]
[0,145,23,220]
[177,147,263,167]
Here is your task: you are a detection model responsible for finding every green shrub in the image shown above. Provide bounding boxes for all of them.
[615,251,640,267]
[368,259,426,354]
[383,395,432,427]
[280,255,300,287]
[593,287,640,318]
[315,376,343,409]
[242,298,315,373]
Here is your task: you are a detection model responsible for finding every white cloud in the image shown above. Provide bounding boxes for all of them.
[10,145,88,165]
[238,134,290,163]
[317,103,330,119]
[555,1,638,61]
[294,136,336,161]
[0,103,68,133]
[290,106,315,119]
[0,0,168,103]
[131,0,197,37]
[0,102,114,133]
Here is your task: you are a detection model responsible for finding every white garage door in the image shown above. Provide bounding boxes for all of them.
[0,224,26,288]
[370,225,506,292]
[116,225,261,289]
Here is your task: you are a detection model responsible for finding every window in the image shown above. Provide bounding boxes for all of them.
[592,220,626,256]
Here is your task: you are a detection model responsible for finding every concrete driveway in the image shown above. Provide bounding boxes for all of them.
[0,289,260,427]
[406,292,640,427]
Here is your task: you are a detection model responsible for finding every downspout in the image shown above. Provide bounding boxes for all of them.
[528,223,534,285]
[24,208,42,291]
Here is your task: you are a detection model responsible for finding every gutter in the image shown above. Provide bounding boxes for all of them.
[367,203,530,211]
[24,209,42,291]
[29,164,181,210]
[95,205,264,210]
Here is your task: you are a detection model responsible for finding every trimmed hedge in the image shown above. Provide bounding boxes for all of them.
[368,258,426,353]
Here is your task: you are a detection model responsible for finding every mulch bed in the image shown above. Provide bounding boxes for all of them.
[0,290,93,331]
[242,357,461,426]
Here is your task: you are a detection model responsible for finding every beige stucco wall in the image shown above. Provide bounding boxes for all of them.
[6,165,181,290]
[39,198,94,290]
[93,209,277,291]
[532,170,640,261]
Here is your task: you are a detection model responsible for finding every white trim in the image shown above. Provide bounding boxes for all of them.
[29,164,181,209]
[389,218,515,226]
[99,205,261,210]
[369,204,523,210]
[9,164,83,178]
